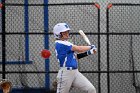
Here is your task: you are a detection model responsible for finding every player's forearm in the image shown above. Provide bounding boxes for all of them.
[72,45,91,53]
[77,52,88,59]
[77,48,96,59]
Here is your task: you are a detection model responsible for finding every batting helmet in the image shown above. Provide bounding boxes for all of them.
[53,23,71,39]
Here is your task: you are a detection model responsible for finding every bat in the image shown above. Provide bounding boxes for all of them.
[79,30,97,54]
[79,30,91,45]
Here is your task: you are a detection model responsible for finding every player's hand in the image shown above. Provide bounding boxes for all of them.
[91,47,97,54]
[90,45,96,49]
[87,46,97,55]
[90,45,97,54]
[93,48,97,54]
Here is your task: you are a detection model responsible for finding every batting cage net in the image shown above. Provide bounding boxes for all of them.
[0,0,140,93]
[107,3,140,93]
[0,1,99,93]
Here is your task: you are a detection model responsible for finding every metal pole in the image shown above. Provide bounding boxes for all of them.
[1,0,6,79]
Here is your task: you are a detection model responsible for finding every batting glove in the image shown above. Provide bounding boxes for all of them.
[90,45,96,49]
[88,46,97,55]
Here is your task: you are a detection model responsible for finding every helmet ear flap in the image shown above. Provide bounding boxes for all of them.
[54,33,62,39]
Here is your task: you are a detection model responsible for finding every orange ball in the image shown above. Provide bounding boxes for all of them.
[41,49,51,59]
[0,3,2,8]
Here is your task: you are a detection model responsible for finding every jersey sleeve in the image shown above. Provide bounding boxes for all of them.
[65,41,74,53]
[55,40,74,54]
[65,44,73,53]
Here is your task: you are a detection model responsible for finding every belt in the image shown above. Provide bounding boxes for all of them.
[60,67,77,70]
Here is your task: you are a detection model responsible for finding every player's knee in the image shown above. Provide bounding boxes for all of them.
[88,86,96,93]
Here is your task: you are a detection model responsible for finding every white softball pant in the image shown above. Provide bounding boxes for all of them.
[56,67,96,93]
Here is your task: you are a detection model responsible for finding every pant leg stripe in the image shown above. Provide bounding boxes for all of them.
[58,71,63,93]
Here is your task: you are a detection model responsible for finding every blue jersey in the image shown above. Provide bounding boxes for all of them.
[55,40,78,69]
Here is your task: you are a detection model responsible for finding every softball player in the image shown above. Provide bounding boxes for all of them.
[53,23,97,93]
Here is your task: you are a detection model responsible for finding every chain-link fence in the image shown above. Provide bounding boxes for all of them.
[107,4,140,93]
[0,0,140,93]
[0,1,100,93]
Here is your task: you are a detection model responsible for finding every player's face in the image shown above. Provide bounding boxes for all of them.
[61,30,70,40]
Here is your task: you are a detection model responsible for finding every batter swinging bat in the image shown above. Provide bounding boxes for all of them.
[79,30,91,45]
